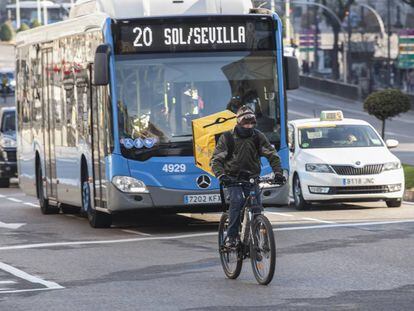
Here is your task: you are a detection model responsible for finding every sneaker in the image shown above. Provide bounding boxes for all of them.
[224,236,239,248]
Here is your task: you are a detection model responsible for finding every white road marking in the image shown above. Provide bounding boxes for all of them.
[288,109,312,118]
[301,217,337,224]
[1,219,414,251]
[288,94,315,105]
[23,202,39,207]
[0,281,16,285]
[7,198,22,203]
[0,262,64,294]
[0,194,5,198]
[266,212,294,217]
[403,201,414,205]
[122,229,152,236]
[0,221,26,230]
[276,220,414,231]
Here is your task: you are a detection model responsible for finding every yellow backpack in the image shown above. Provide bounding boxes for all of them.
[192,110,237,175]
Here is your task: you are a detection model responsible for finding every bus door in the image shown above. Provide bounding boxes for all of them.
[89,64,107,209]
[41,47,58,200]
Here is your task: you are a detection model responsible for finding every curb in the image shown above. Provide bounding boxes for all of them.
[404,190,414,202]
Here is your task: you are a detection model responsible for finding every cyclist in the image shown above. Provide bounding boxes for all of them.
[211,106,286,247]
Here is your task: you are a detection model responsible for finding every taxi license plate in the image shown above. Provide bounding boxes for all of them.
[342,178,375,186]
[184,194,221,205]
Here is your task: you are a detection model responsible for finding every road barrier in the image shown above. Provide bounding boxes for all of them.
[300,75,414,110]
[300,75,361,101]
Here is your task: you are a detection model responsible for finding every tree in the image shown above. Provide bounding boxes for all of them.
[320,0,355,80]
[0,22,14,42]
[364,89,411,138]
[17,23,30,32]
[31,19,42,28]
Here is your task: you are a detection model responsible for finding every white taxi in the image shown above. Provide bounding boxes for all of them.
[288,111,405,210]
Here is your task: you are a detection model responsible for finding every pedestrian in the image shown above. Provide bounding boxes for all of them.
[1,74,9,103]
[409,70,414,93]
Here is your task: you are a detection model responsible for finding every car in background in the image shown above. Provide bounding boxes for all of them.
[0,107,17,188]
[288,111,405,210]
[0,69,15,95]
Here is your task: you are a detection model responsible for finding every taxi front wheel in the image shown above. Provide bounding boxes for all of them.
[293,175,311,211]
[386,199,402,208]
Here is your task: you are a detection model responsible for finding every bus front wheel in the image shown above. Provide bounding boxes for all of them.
[81,178,111,228]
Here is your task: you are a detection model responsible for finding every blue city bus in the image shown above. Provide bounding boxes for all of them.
[15,0,299,228]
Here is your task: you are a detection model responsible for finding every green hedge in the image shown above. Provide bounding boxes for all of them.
[403,164,414,190]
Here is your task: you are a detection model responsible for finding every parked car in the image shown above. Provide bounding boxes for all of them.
[288,111,405,210]
[0,69,15,95]
[0,107,17,188]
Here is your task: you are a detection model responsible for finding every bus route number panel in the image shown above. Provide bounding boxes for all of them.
[113,16,276,54]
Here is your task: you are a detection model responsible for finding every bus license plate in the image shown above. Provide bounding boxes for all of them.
[184,194,221,205]
[342,178,375,186]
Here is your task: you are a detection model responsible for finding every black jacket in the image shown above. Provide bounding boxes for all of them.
[210,128,282,178]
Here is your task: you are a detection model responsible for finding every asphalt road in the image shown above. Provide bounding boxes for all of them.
[1,185,414,310]
[287,88,414,165]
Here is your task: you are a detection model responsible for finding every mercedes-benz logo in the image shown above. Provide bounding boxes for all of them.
[196,175,211,189]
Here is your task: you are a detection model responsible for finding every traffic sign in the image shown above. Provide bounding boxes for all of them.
[398,29,414,69]
[299,29,320,52]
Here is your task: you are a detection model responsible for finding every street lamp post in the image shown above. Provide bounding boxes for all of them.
[387,0,391,87]
[37,0,42,24]
[16,0,21,29]
[43,0,48,25]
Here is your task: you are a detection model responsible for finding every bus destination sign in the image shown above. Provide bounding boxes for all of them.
[113,16,275,54]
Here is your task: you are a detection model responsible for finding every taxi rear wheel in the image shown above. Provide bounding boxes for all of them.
[386,199,402,208]
[293,175,310,211]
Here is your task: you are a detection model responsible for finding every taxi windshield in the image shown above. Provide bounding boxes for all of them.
[299,125,383,149]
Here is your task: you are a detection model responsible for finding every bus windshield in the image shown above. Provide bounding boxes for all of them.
[115,51,280,150]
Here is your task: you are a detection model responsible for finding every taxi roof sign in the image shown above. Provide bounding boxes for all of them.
[320,110,343,121]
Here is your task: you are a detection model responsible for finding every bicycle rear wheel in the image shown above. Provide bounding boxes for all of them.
[218,213,242,279]
[250,214,276,285]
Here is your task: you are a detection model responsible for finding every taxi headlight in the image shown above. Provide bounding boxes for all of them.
[305,164,333,173]
[0,136,16,148]
[382,162,401,171]
[112,176,148,193]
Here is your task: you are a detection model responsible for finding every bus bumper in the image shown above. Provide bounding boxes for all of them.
[107,183,290,212]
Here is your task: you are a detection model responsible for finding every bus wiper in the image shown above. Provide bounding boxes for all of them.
[172,134,193,138]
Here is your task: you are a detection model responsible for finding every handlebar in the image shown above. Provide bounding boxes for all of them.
[221,176,286,188]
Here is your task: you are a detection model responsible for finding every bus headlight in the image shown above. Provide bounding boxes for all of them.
[0,136,16,148]
[112,176,148,193]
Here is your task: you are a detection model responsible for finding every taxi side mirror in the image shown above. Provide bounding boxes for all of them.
[288,141,295,152]
[386,139,399,149]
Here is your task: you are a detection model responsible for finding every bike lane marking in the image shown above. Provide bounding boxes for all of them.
[2,219,414,251]
[121,229,152,237]
[0,262,64,294]
[301,217,337,224]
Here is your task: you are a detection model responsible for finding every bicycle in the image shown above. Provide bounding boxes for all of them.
[218,175,284,285]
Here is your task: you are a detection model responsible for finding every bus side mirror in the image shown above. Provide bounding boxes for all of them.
[94,44,111,86]
[284,56,299,90]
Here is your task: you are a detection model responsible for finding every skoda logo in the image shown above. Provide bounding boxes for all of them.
[355,161,362,166]
[197,175,211,189]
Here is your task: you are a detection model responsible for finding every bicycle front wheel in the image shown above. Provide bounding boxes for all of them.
[218,213,242,279]
[250,214,276,285]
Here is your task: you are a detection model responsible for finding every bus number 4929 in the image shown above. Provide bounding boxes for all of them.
[162,164,186,173]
